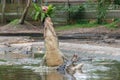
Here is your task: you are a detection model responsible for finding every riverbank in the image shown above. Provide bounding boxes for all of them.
[0,41,120,61]
[0,24,120,63]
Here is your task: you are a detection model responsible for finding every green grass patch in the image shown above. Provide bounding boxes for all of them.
[9,19,20,25]
[0,59,7,62]
[55,23,98,31]
[34,53,44,58]
[105,19,120,29]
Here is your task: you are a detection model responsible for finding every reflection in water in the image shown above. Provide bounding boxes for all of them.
[39,71,76,80]
[90,60,120,80]
[0,66,41,80]
[0,65,76,80]
[0,60,120,80]
[46,72,64,80]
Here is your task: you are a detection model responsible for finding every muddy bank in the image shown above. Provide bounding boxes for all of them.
[59,42,120,61]
[0,42,120,61]
[0,35,119,65]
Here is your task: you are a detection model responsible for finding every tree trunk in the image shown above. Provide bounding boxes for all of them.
[19,0,31,24]
[1,0,6,23]
[43,17,64,67]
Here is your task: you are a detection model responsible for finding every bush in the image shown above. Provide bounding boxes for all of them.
[65,5,85,24]
[114,0,120,5]
[32,3,55,22]
[106,19,120,29]
[96,0,109,24]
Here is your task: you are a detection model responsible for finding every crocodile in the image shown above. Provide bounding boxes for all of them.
[41,17,67,67]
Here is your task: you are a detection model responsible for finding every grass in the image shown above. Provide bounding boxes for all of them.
[9,19,20,25]
[34,53,44,58]
[55,23,98,31]
[0,59,7,62]
[105,19,120,29]
[55,19,120,31]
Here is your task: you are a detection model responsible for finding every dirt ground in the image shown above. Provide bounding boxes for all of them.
[0,22,42,33]
[57,26,120,34]
[57,26,120,48]
[0,24,120,48]
[60,39,120,48]
[0,22,120,67]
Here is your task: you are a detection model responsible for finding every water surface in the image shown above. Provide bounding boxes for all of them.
[0,60,120,80]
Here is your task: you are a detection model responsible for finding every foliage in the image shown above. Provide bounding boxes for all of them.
[96,0,111,24]
[65,5,85,24]
[32,3,55,22]
[46,5,56,17]
[83,0,97,10]
[113,0,120,5]
[9,19,19,25]
[32,3,41,21]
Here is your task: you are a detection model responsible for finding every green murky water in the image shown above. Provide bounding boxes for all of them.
[0,60,120,80]
[0,66,41,80]
[90,60,120,80]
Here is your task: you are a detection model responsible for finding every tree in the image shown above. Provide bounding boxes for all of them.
[96,0,111,24]
[113,0,120,5]
[1,0,6,23]
[19,0,31,24]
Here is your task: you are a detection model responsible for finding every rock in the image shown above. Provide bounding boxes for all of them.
[103,38,115,43]
[103,35,115,43]
[33,66,57,73]
[66,63,84,74]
